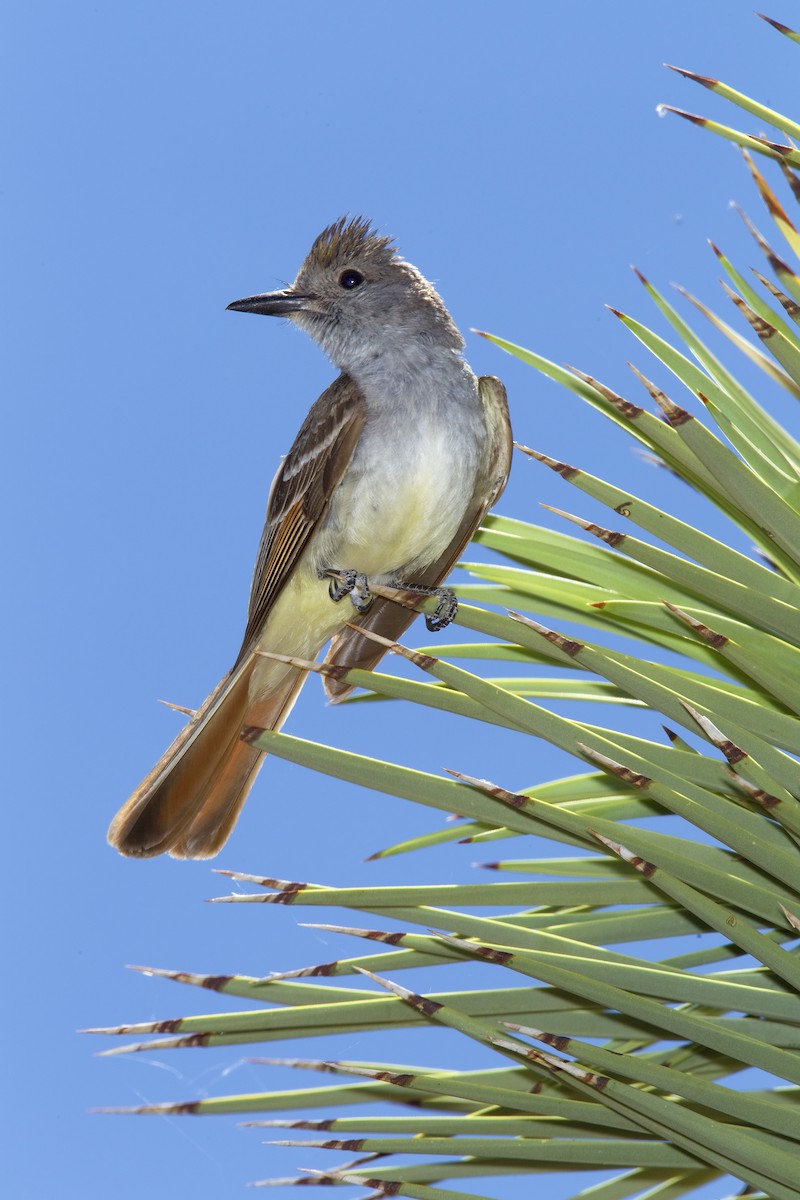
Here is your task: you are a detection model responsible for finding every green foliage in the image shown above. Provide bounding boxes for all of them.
[94,16,800,1199]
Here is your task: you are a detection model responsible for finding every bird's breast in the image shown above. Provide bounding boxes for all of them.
[311,393,485,580]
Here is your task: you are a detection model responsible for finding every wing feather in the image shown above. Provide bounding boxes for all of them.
[236,373,366,663]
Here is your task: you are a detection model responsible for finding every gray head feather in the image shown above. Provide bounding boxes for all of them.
[290,216,465,373]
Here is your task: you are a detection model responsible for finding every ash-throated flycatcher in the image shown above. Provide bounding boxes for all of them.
[108,217,512,859]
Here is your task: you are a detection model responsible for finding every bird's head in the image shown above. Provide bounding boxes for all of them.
[227,216,463,373]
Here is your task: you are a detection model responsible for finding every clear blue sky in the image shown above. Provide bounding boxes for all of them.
[5,2,797,1197]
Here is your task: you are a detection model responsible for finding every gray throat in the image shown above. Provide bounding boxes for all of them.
[348,341,481,419]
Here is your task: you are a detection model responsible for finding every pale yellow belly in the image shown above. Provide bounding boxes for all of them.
[311,422,475,580]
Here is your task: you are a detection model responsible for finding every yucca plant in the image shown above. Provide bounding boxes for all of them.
[92,15,800,1199]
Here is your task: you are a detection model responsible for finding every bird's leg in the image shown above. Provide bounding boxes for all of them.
[390,580,459,632]
[322,568,374,613]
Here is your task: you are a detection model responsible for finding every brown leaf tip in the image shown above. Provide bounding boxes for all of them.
[241,724,266,745]
[757,13,794,35]
[172,1032,210,1048]
[361,1180,402,1197]
[198,973,232,992]
[661,398,693,426]
[592,831,656,876]
[510,608,586,655]
[365,930,405,946]
[99,1099,201,1116]
[519,446,580,479]
[585,521,625,548]
[409,992,443,1017]
[307,960,340,977]
[537,1031,570,1051]
[473,944,514,966]
[553,631,585,656]
[626,852,656,877]
[724,286,776,339]
[751,134,795,159]
[320,1137,365,1152]
[532,620,585,657]
[148,1017,182,1035]
[565,367,644,419]
[663,106,708,126]
[615,398,643,419]
[664,64,717,88]
[765,281,800,320]
[395,988,443,1017]
[730,772,781,809]
[719,741,747,765]
[666,604,730,650]
[682,609,724,644]
[577,743,651,789]
[269,881,308,905]
[375,1070,415,1087]
[446,768,529,808]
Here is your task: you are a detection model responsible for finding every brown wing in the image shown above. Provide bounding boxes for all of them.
[235,373,366,665]
[322,375,512,699]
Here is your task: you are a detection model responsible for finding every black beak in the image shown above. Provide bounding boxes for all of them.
[226,289,312,316]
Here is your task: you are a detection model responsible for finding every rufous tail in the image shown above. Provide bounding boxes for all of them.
[108,657,306,859]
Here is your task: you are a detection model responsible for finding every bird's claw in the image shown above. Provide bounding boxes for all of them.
[391,581,458,632]
[323,570,458,630]
[324,569,374,613]
[425,589,459,632]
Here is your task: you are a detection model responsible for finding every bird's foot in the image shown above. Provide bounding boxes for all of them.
[390,580,459,632]
[323,568,374,613]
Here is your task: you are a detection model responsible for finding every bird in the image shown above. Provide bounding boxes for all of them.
[108,216,512,859]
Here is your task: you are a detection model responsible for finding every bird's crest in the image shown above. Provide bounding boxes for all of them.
[306,216,397,272]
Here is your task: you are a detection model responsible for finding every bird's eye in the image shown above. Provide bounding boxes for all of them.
[339,269,364,290]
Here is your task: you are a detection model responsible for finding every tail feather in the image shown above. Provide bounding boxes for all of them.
[169,669,308,859]
[167,737,264,861]
[108,657,304,859]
